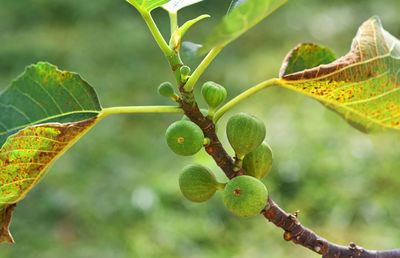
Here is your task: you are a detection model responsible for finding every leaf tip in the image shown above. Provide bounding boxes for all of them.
[369,15,382,25]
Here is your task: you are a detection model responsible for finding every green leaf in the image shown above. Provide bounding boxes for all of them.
[162,0,203,13]
[169,15,210,50]
[279,17,400,133]
[279,43,337,77]
[0,118,98,243]
[198,0,287,55]
[0,62,102,242]
[0,62,101,148]
[227,0,248,13]
[126,0,170,12]
[181,41,203,60]
[179,14,210,37]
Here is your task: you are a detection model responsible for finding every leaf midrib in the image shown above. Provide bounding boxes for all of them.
[283,52,398,83]
[0,110,100,136]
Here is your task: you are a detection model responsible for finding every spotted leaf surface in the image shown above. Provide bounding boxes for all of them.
[279,17,400,133]
[0,62,101,148]
[0,63,102,243]
[0,118,98,243]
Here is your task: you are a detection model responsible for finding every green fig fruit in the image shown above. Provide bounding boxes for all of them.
[226,113,266,158]
[242,142,273,179]
[201,81,227,110]
[179,164,217,202]
[223,175,268,217]
[165,120,204,156]
[157,82,175,98]
[180,66,191,77]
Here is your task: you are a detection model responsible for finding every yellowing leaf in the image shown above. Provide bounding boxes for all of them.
[0,62,102,243]
[0,118,98,243]
[0,62,101,147]
[279,17,400,133]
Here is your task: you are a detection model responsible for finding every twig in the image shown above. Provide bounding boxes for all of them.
[178,83,400,258]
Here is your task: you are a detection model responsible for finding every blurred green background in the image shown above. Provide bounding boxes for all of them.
[1,0,400,257]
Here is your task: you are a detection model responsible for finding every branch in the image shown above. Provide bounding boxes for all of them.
[178,87,243,179]
[263,197,400,258]
[178,81,400,258]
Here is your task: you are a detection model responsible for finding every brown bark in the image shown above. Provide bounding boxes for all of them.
[178,83,400,258]
[263,197,400,257]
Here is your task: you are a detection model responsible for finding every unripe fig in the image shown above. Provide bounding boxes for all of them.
[226,113,266,158]
[201,81,227,110]
[158,82,175,98]
[180,66,191,77]
[179,164,217,202]
[223,175,268,217]
[242,142,273,179]
[166,120,204,156]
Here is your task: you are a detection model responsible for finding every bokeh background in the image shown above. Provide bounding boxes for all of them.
[1,0,400,257]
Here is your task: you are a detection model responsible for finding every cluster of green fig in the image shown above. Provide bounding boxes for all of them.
[179,164,268,217]
[161,81,227,157]
[159,80,273,217]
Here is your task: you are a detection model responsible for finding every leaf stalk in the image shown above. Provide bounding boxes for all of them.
[183,46,224,92]
[214,78,280,122]
[99,106,183,118]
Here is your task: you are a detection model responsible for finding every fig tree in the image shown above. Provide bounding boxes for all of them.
[242,142,273,179]
[179,164,218,202]
[223,175,268,217]
[226,113,266,158]
[165,120,204,156]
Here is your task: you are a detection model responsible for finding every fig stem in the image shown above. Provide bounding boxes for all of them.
[140,11,173,59]
[184,46,224,92]
[99,106,183,118]
[171,94,181,103]
[168,11,178,38]
[214,78,280,122]
[215,182,226,191]
[207,107,215,119]
[233,154,244,172]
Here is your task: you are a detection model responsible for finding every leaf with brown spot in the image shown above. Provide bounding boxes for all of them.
[0,118,98,243]
[279,43,337,77]
[0,62,102,147]
[0,62,102,243]
[278,17,400,133]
